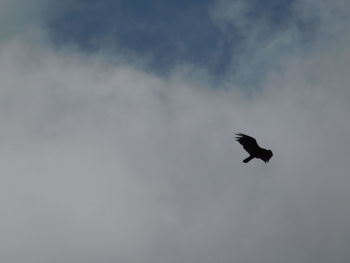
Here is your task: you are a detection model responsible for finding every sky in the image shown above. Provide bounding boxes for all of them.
[1,0,350,262]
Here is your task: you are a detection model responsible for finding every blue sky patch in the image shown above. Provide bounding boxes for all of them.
[48,0,304,77]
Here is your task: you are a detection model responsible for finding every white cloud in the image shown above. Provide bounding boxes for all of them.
[0,1,350,262]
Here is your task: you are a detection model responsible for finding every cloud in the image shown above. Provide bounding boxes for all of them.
[209,0,301,86]
[0,0,49,40]
[0,1,350,263]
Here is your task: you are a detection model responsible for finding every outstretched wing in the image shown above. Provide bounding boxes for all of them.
[235,133,259,155]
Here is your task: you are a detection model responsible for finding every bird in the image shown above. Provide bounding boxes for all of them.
[235,133,273,163]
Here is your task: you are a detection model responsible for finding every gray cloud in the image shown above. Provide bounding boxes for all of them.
[0,1,350,263]
[209,0,300,87]
[0,0,49,40]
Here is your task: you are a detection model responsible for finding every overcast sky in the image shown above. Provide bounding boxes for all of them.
[1,0,350,262]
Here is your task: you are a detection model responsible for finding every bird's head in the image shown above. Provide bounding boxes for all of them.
[262,150,273,163]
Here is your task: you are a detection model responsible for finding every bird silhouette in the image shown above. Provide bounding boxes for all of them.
[235,133,273,163]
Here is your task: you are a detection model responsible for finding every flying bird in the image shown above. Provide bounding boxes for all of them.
[235,133,273,163]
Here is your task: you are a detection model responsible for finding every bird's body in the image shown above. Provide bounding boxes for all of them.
[235,133,273,163]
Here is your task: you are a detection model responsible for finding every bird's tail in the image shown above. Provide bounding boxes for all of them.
[243,156,254,163]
